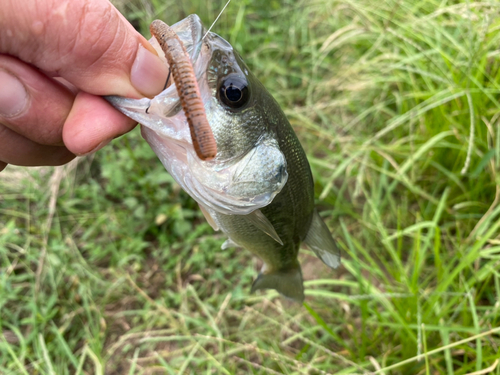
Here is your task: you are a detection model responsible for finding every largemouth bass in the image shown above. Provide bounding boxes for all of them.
[106,15,340,302]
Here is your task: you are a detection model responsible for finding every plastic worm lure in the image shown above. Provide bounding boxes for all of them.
[150,19,217,161]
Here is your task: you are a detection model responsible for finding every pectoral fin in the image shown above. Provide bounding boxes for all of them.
[199,204,219,231]
[251,265,304,302]
[246,210,284,245]
[304,210,341,269]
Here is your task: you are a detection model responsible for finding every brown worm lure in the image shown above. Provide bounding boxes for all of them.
[150,19,217,161]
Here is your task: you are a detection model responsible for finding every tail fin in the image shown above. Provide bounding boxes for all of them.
[251,266,304,302]
[304,209,341,269]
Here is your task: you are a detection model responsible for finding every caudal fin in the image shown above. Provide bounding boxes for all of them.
[251,266,304,302]
[304,209,341,269]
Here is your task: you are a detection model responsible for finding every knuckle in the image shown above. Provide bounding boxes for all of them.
[66,2,134,73]
[27,1,135,75]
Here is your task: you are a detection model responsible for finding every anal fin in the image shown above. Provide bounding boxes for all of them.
[304,210,341,269]
[251,266,304,303]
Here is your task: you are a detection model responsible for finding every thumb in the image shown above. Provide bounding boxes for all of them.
[0,0,168,98]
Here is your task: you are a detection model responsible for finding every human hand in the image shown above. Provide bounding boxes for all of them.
[0,0,169,172]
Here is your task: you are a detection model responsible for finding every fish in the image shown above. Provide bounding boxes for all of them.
[106,14,340,302]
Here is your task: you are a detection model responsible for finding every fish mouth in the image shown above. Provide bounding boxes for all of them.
[106,15,211,141]
[141,14,210,125]
[106,15,236,147]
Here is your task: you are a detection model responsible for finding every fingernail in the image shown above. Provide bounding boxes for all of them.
[131,44,169,97]
[77,138,112,156]
[0,70,29,117]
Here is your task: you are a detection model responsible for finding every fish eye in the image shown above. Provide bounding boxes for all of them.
[218,74,250,109]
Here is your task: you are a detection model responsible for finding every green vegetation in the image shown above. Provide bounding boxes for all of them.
[2,0,500,373]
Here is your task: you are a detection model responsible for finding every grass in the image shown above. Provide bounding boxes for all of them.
[2,0,500,373]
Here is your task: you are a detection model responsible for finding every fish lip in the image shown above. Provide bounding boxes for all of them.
[169,14,205,65]
[140,15,212,130]
[152,14,207,80]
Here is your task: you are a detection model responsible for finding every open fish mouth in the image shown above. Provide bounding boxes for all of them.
[106,15,208,143]
[149,19,217,161]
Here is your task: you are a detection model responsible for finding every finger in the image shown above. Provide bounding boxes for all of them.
[0,54,75,146]
[63,91,137,155]
[0,0,169,98]
[0,123,74,166]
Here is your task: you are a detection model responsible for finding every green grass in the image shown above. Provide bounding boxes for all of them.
[2,0,500,373]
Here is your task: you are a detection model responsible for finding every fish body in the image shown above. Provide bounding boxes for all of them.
[106,15,340,302]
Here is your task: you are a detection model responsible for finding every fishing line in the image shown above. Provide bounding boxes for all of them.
[202,0,232,40]
[163,70,171,91]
